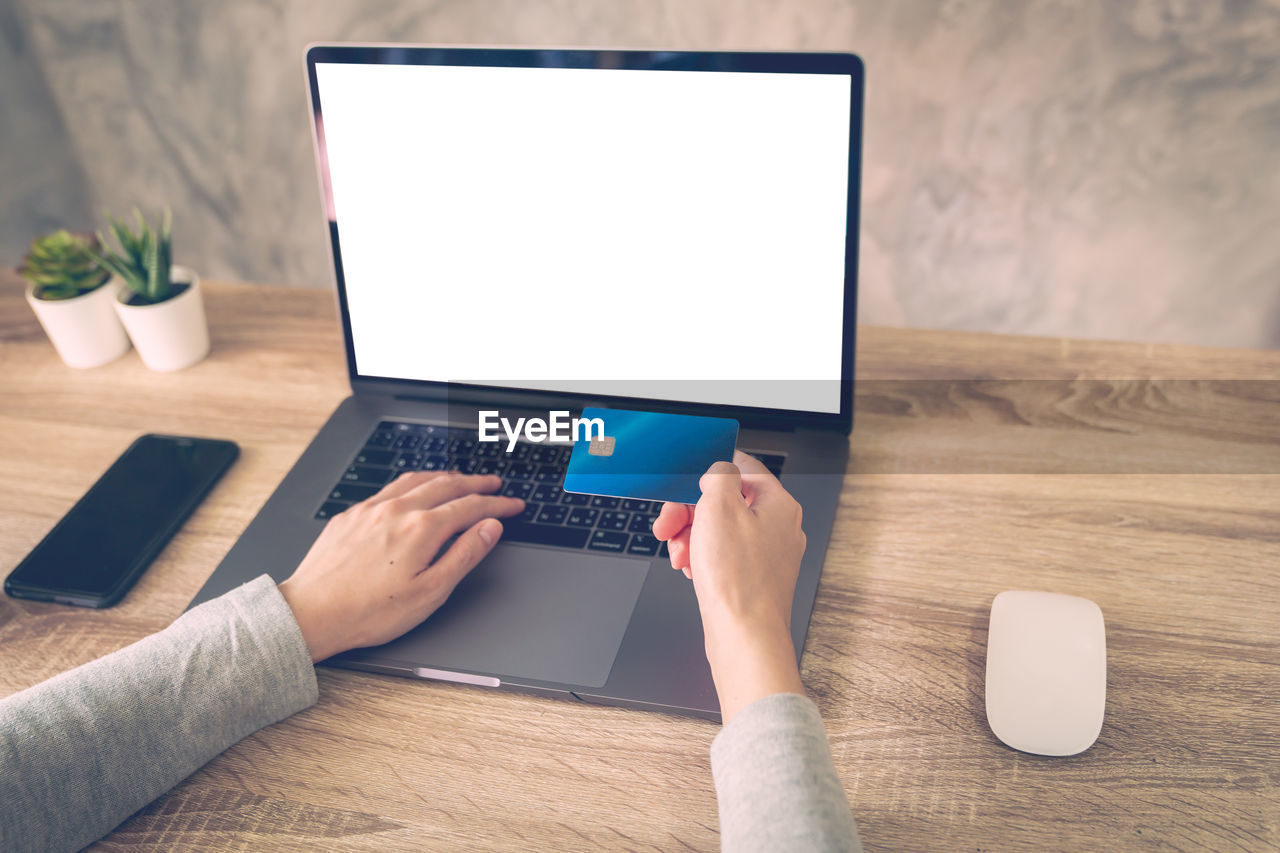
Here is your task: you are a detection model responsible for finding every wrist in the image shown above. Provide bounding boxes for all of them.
[702,605,794,666]
[703,615,804,723]
[278,579,338,663]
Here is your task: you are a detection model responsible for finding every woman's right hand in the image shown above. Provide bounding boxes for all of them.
[652,451,808,722]
[279,471,525,663]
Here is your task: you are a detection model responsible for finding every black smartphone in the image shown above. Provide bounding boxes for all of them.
[5,434,239,608]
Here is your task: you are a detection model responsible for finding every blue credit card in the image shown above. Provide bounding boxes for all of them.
[563,408,739,505]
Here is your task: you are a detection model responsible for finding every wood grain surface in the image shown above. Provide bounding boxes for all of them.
[1,274,1277,852]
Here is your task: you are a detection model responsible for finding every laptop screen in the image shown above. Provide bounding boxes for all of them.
[311,50,859,417]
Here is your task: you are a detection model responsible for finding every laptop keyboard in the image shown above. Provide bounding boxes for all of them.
[316,420,786,554]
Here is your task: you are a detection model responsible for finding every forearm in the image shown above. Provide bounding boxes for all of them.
[0,575,318,852]
[711,693,861,852]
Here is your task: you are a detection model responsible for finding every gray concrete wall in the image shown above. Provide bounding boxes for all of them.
[4,0,1279,349]
[0,0,94,256]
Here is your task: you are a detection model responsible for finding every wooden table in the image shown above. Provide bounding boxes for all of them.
[2,276,1277,851]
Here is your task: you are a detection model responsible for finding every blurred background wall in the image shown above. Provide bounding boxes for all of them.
[2,0,1278,349]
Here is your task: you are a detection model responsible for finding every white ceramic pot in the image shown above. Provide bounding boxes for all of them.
[113,265,210,371]
[24,278,131,368]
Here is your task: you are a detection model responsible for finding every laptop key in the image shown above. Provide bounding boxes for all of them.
[518,502,540,522]
[529,445,558,464]
[621,499,651,512]
[598,511,629,531]
[366,430,395,447]
[394,452,422,470]
[506,462,535,480]
[393,433,422,450]
[329,483,379,503]
[343,465,393,486]
[629,513,658,534]
[315,501,350,520]
[502,481,534,500]
[751,452,786,475]
[626,533,660,557]
[559,492,590,506]
[534,465,563,483]
[500,521,590,549]
[354,448,395,466]
[423,436,448,453]
[536,504,568,524]
[590,496,620,509]
[532,484,562,503]
[566,507,599,527]
[421,454,449,471]
[509,443,533,461]
[587,530,628,553]
[451,458,478,474]
[473,442,502,458]
[449,438,477,455]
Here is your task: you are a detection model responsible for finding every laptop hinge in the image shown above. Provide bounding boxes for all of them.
[376,386,842,433]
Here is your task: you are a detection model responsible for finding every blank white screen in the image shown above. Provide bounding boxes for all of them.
[316,62,850,413]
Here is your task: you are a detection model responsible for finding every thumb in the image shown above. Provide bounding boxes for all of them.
[698,460,744,506]
[427,517,503,593]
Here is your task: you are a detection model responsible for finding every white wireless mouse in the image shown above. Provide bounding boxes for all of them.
[984,590,1106,756]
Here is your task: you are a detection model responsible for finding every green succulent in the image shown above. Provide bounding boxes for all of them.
[91,208,174,305]
[19,230,112,300]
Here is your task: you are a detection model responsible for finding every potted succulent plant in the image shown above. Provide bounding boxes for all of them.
[19,230,131,368]
[91,209,210,371]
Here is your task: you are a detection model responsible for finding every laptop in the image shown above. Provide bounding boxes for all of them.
[188,44,864,720]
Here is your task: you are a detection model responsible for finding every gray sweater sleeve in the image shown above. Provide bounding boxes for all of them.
[711,692,861,852]
[0,575,318,853]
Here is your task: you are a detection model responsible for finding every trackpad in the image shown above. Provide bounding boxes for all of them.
[379,545,650,688]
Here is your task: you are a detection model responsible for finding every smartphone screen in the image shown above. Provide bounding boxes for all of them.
[5,434,238,607]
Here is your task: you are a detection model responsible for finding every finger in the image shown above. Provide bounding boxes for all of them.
[698,461,745,508]
[732,450,789,510]
[363,470,447,507]
[668,528,692,571]
[652,502,692,541]
[397,473,504,511]
[733,450,776,481]
[420,517,503,593]
[667,537,686,570]
[424,493,525,548]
